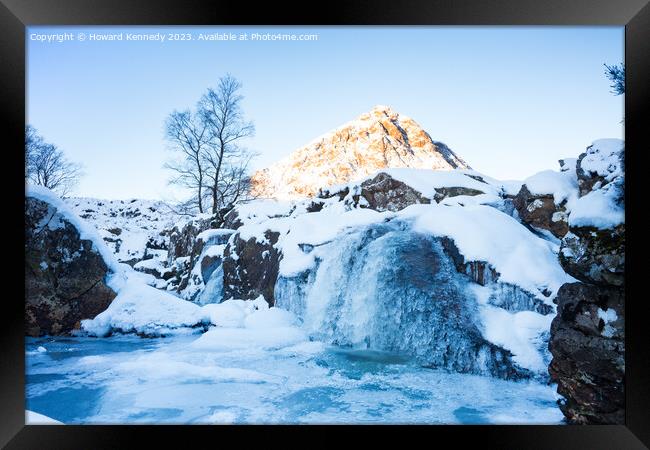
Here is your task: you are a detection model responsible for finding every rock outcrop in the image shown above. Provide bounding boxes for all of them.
[251,105,469,199]
[167,216,218,264]
[548,140,625,424]
[167,227,234,302]
[548,282,624,424]
[222,230,281,306]
[513,185,569,238]
[559,224,624,287]
[25,196,117,336]
[316,172,431,212]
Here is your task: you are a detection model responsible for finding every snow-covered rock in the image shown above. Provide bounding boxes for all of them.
[250,105,470,200]
[511,161,579,239]
[549,138,625,424]
[559,139,625,286]
[25,186,230,338]
[222,230,282,305]
[66,197,183,266]
[166,225,235,303]
[81,277,210,337]
[576,139,624,197]
[26,187,118,336]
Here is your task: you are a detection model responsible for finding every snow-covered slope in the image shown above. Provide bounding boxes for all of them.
[65,198,186,265]
[250,105,470,200]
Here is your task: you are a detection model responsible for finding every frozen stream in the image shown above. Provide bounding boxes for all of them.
[26,333,564,424]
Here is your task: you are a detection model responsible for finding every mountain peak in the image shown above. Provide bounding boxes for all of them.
[251,107,470,200]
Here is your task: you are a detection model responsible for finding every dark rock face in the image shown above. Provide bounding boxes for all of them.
[221,209,244,230]
[433,186,484,203]
[222,230,281,305]
[549,282,624,424]
[357,172,431,211]
[318,172,430,212]
[166,216,219,295]
[168,228,234,300]
[25,197,116,336]
[513,185,569,238]
[559,224,625,287]
[167,216,217,264]
[576,153,604,197]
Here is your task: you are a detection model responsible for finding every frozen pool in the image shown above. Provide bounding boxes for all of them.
[25,334,564,424]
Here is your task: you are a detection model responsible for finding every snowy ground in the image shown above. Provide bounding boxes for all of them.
[65,197,185,264]
[25,333,563,425]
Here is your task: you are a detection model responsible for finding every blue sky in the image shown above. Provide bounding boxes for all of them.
[27,26,624,200]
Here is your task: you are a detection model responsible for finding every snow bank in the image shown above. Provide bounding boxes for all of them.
[201,297,267,327]
[66,196,182,265]
[81,276,208,337]
[81,285,304,343]
[400,204,574,300]
[26,410,64,425]
[230,199,293,227]
[192,297,306,351]
[479,305,553,372]
[523,169,578,206]
[580,139,624,182]
[262,206,387,277]
[569,182,624,229]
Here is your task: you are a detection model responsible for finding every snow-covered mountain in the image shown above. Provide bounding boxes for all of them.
[250,105,470,200]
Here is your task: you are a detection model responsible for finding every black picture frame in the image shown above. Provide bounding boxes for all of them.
[2,0,648,448]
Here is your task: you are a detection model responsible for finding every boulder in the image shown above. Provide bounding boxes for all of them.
[548,282,624,424]
[357,172,431,211]
[222,230,281,305]
[318,172,431,212]
[25,197,116,336]
[559,224,625,287]
[512,185,569,238]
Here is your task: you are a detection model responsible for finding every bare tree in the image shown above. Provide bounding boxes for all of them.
[212,149,258,223]
[199,74,255,214]
[25,126,83,196]
[25,125,43,180]
[164,109,210,213]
